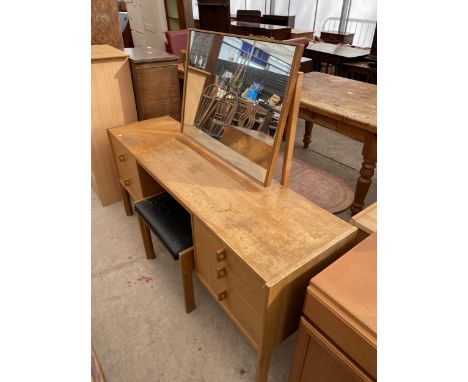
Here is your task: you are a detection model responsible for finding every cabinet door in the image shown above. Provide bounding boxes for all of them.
[289,317,374,382]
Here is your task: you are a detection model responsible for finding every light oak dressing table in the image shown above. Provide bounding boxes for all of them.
[108,31,358,382]
[109,116,357,381]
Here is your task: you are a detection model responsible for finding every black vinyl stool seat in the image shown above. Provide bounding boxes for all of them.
[133,192,196,313]
[134,192,193,260]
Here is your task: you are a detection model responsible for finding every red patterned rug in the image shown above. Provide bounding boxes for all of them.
[274,154,354,214]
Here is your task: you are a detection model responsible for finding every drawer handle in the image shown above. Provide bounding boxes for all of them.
[217,291,228,301]
[123,178,131,186]
[216,248,226,262]
[118,153,126,162]
[217,267,227,279]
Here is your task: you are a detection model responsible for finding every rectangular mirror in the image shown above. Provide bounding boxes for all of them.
[181,29,303,186]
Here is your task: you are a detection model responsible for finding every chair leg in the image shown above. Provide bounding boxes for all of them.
[179,247,196,313]
[137,216,156,260]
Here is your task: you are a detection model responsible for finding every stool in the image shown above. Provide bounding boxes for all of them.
[134,192,196,313]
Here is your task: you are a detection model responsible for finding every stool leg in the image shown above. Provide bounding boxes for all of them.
[179,247,196,313]
[137,216,156,260]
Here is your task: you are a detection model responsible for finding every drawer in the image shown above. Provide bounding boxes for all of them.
[192,216,264,345]
[290,316,374,382]
[109,134,143,200]
[303,286,377,379]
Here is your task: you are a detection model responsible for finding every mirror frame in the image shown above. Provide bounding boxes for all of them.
[180,28,304,187]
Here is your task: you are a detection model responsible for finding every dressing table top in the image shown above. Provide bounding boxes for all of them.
[109,116,356,282]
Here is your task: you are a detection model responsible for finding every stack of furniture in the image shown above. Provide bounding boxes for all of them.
[289,231,377,381]
[124,47,181,121]
[91,45,137,206]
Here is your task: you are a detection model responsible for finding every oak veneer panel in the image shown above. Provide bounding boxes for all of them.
[350,202,377,234]
[300,72,376,134]
[91,45,138,205]
[305,232,377,379]
[289,317,373,382]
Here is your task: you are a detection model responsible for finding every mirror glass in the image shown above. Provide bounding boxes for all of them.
[182,30,299,184]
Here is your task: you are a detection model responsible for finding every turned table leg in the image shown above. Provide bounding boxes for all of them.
[303,121,313,149]
[120,184,133,216]
[351,134,377,215]
[255,346,274,382]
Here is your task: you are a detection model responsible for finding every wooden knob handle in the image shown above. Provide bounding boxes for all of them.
[123,178,131,186]
[216,249,226,262]
[217,291,227,301]
[217,267,227,279]
[118,154,126,162]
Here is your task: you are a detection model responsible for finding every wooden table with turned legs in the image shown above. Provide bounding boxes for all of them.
[299,72,377,215]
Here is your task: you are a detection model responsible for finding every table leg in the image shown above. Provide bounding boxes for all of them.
[255,346,273,382]
[120,184,133,216]
[303,121,313,149]
[351,134,377,215]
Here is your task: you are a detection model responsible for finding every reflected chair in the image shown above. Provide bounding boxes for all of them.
[165,29,188,63]
[134,192,196,313]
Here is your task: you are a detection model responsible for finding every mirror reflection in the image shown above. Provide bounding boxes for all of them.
[183,30,297,183]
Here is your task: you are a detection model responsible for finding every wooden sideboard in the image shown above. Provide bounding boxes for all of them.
[124,47,181,121]
[91,45,137,205]
[108,116,358,382]
[289,232,377,381]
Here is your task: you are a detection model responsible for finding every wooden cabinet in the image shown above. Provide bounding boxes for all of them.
[289,233,377,382]
[320,31,355,45]
[261,14,295,28]
[197,0,231,33]
[124,47,181,121]
[91,45,137,205]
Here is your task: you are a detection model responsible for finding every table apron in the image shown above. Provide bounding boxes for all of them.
[299,109,369,143]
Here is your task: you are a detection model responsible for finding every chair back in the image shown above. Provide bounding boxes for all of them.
[165,29,188,63]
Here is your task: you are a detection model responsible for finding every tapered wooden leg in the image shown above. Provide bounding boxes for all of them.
[137,216,156,259]
[255,346,274,382]
[120,184,133,216]
[351,134,377,215]
[303,121,313,149]
[179,247,196,313]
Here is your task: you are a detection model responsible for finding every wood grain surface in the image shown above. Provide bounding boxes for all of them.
[306,232,377,378]
[109,116,356,282]
[350,202,377,234]
[305,41,369,58]
[91,0,123,49]
[301,72,377,133]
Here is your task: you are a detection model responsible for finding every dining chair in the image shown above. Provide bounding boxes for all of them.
[165,29,188,63]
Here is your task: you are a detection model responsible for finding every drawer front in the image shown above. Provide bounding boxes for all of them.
[303,287,377,379]
[290,317,374,382]
[192,216,264,345]
[109,134,143,200]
